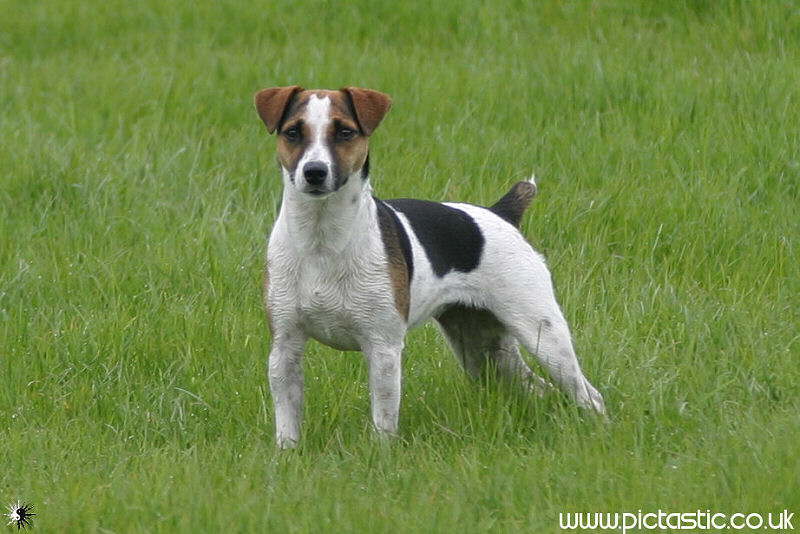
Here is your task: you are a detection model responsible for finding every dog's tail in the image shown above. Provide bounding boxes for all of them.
[488,174,538,227]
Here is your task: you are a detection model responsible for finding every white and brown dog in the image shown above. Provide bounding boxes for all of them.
[255,86,605,448]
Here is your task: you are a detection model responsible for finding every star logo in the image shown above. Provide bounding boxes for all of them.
[6,501,35,530]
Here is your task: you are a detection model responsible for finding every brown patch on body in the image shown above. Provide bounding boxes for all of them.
[488,181,538,227]
[375,201,411,321]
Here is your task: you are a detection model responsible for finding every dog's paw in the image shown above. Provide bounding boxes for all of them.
[576,378,606,416]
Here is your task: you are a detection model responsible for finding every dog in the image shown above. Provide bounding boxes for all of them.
[254,86,605,448]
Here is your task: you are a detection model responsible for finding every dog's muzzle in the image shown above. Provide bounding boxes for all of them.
[301,161,330,196]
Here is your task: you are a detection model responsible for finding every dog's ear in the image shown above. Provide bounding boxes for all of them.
[342,87,392,136]
[254,86,304,134]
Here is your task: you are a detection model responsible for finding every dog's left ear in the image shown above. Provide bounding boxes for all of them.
[342,87,392,136]
[254,85,304,134]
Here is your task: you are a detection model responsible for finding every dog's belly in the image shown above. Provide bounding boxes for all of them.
[300,311,362,351]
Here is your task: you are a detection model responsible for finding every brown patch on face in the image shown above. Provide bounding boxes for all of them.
[274,122,308,178]
[326,91,369,184]
[273,93,312,177]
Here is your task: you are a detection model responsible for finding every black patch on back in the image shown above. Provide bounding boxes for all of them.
[375,198,414,283]
[385,199,484,277]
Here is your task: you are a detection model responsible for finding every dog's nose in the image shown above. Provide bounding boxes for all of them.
[303,161,328,186]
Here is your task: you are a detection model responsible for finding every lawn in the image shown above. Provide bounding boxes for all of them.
[1,1,799,531]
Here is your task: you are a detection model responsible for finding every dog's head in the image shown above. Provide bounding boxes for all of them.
[254,86,392,197]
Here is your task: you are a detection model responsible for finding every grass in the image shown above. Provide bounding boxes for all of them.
[1,0,799,531]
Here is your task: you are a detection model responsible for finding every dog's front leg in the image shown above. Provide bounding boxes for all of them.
[363,342,404,437]
[268,332,307,449]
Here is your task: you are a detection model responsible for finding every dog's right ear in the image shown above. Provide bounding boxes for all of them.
[342,87,392,136]
[254,86,304,134]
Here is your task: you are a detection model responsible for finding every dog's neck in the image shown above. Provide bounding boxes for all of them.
[276,169,375,254]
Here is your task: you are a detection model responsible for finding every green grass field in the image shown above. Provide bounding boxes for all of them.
[2,1,799,531]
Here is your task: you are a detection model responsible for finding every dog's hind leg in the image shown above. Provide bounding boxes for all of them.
[435,304,552,395]
[499,310,605,414]
[491,334,553,396]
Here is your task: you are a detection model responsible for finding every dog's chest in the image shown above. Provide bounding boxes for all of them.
[296,256,359,314]
[270,244,393,351]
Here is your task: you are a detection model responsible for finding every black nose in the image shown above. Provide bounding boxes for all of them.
[303,161,328,186]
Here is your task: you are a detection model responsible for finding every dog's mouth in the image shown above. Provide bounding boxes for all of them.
[300,180,342,198]
[304,188,332,198]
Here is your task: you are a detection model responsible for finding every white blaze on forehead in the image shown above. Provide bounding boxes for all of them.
[300,94,333,170]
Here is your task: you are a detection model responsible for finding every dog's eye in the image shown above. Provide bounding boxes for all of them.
[336,127,356,141]
[283,127,301,141]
